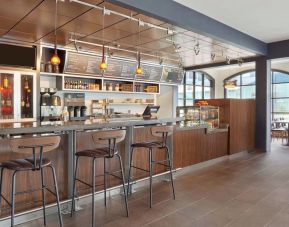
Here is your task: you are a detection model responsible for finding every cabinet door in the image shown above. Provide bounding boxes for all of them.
[20,73,36,120]
[0,72,15,120]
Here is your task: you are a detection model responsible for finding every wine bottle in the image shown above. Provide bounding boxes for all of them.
[21,97,25,107]
[24,76,29,90]
[26,96,30,108]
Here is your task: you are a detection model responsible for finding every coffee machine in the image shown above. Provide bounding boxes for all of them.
[40,88,62,121]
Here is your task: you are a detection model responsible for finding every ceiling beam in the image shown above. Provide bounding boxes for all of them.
[107,0,267,55]
[268,39,289,59]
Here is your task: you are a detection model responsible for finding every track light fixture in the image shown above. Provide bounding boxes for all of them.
[238,58,244,66]
[211,53,216,61]
[226,56,231,64]
[194,43,200,55]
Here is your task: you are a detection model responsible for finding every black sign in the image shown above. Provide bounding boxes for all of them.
[64,52,102,76]
[135,64,163,82]
[161,67,184,84]
[104,58,136,80]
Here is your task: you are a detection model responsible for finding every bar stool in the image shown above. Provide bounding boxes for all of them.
[127,125,175,208]
[0,135,63,227]
[70,129,129,227]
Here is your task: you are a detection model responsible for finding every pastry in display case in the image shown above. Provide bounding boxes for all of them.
[177,105,219,129]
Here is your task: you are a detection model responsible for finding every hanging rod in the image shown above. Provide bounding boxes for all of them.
[69,0,175,34]
[69,37,180,62]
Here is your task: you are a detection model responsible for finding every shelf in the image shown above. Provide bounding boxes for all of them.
[62,89,157,95]
[107,103,154,105]
[40,72,63,77]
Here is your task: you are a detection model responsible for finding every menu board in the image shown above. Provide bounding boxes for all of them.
[135,64,163,82]
[64,52,102,76]
[161,66,184,84]
[104,58,136,80]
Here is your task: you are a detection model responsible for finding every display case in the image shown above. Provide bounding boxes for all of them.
[0,70,36,122]
[177,105,219,128]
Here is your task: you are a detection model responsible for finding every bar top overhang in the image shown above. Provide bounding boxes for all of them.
[0,117,185,135]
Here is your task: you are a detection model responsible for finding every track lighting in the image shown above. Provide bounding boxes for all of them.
[226,56,231,64]
[194,43,200,55]
[211,53,216,61]
[238,58,243,66]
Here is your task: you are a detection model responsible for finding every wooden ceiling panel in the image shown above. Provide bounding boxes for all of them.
[0,0,43,20]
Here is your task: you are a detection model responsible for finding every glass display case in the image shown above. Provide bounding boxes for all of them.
[0,70,36,122]
[177,105,220,128]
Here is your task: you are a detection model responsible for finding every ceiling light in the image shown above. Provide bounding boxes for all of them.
[226,56,231,64]
[99,7,107,71]
[194,43,200,55]
[136,52,142,75]
[211,53,216,61]
[50,0,60,66]
[238,58,244,66]
[224,80,238,90]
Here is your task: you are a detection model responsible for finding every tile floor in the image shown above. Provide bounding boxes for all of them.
[18,142,289,226]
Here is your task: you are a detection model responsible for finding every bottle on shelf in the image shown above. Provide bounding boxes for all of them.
[25,96,30,108]
[6,95,12,107]
[21,97,25,107]
[3,76,8,89]
[24,76,29,90]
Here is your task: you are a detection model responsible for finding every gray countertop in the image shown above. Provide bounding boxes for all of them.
[0,117,185,135]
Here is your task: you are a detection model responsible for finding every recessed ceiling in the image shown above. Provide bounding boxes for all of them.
[0,0,257,67]
[175,0,289,43]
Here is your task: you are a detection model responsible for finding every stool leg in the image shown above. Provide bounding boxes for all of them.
[165,146,176,200]
[92,158,96,227]
[40,167,47,225]
[149,148,153,208]
[104,157,107,206]
[48,165,63,227]
[116,153,129,217]
[71,156,79,216]
[0,168,5,214]
[127,147,134,196]
[11,171,17,227]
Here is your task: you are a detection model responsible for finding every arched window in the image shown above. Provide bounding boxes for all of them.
[224,70,256,99]
[178,71,215,106]
[272,70,289,119]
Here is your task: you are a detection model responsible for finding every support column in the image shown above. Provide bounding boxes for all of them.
[255,57,271,152]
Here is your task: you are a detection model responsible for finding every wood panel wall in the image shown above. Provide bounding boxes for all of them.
[173,128,228,168]
[205,99,256,154]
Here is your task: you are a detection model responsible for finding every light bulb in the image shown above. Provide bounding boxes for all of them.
[51,53,61,66]
[136,66,142,75]
[99,61,108,70]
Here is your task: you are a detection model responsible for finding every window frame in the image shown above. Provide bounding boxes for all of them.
[224,70,256,99]
[178,71,215,106]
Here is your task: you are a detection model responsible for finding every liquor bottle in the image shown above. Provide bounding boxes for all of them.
[6,95,12,107]
[24,76,29,90]
[21,97,25,107]
[25,96,30,108]
[3,76,8,89]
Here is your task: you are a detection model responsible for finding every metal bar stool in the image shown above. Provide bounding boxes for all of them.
[70,129,129,227]
[127,125,175,208]
[0,135,63,227]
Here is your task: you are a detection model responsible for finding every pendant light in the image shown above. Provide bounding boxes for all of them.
[99,7,107,71]
[136,52,142,75]
[135,21,142,75]
[224,80,238,90]
[51,0,60,66]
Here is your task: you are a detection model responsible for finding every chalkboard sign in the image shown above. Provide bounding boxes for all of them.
[135,64,163,82]
[64,52,102,76]
[104,58,136,80]
[161,67,184,84]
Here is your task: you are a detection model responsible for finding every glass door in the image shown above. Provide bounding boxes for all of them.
[0,73,14,120]
[20,74,34,119]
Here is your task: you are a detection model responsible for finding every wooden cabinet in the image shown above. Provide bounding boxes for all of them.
[173,128,228,168]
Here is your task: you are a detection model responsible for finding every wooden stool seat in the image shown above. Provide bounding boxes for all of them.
[75,148,114,158]
[0,157,51,171]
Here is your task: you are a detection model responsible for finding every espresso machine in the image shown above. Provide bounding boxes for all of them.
[40,88,62,122]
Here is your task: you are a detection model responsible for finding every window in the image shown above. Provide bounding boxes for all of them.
[272,70,289,120]
[178,71,214,106]
[224,71,256,99]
